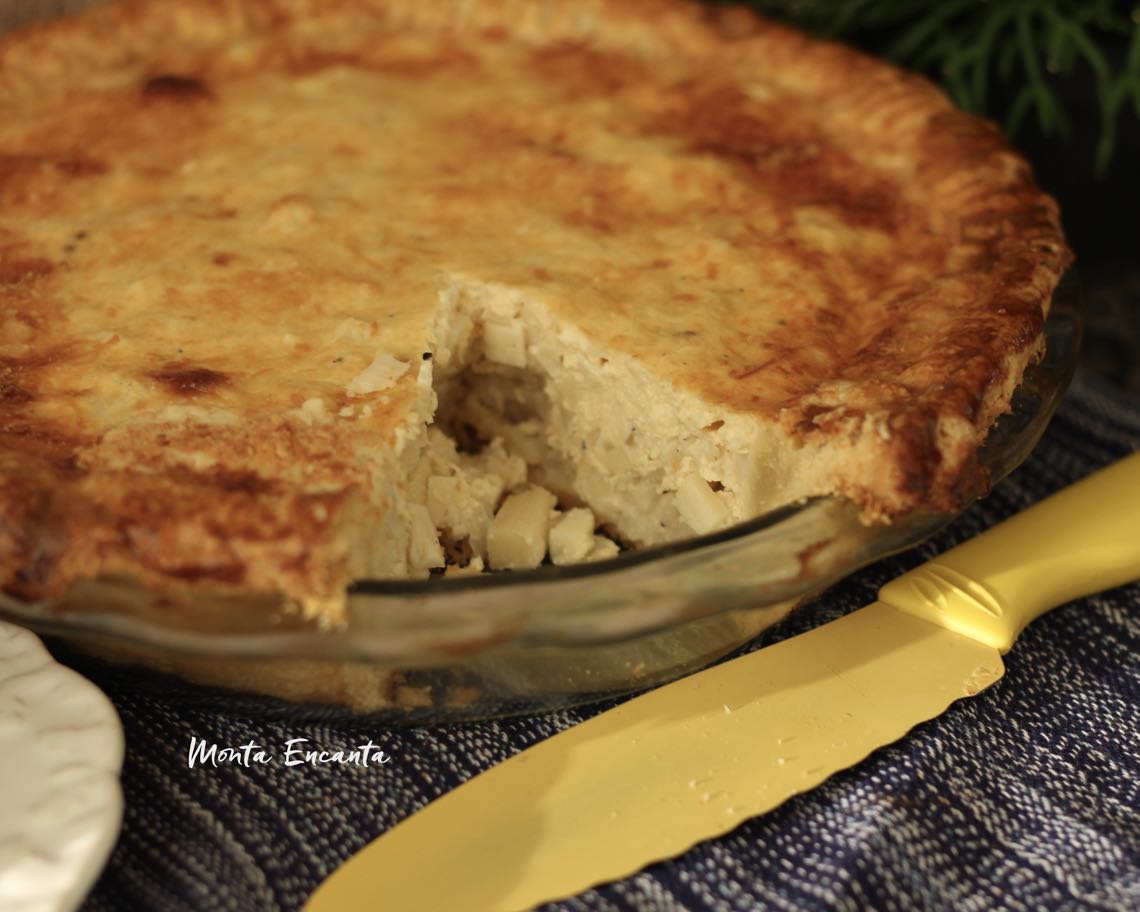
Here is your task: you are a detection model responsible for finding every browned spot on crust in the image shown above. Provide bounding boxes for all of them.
[0,381,33,406]
[646,85,905,232]
[151,366,229,395]
[142,74,213,100]
[0,156,38,197]
[159,561,246,584]
[702,4,765,40]
[54,158,108,177]
[0,154,110,207]
[0,154,106,182]
[892,411,943,498]
[0,351,84,451]
[729,358,775,381]
[282,46,479,78]
[199,468,274,496]
[0,358,35,405]
[279,49,367,75]
[0,257,55,286]
[530,42,648,97]
[212,251,235,266]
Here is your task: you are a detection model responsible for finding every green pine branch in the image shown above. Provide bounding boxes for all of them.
[745,0,1140,174]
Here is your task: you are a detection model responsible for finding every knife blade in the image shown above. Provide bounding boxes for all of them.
[305,452,1140,912]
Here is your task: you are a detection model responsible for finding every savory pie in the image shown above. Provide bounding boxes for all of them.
[0,0,1070,622]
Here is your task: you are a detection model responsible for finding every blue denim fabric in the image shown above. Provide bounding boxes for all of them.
[78,372,1140,911]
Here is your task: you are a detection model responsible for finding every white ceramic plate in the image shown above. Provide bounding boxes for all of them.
[0,621,123,912]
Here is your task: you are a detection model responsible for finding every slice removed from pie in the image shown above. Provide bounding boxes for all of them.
[0,0,1071,622]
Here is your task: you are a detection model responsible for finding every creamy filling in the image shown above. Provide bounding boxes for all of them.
[367,277,795,579]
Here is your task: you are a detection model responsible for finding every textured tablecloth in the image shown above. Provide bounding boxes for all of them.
[69,370,1139,912]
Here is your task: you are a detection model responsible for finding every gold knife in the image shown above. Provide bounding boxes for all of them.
[305,452,1140,912]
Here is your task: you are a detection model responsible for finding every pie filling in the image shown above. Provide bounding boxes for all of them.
[352,279,796,580]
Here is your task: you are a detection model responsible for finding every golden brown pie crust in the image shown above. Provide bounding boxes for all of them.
[0,0,1071,613]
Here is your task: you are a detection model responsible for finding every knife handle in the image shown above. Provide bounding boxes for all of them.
[878,451,1140,652]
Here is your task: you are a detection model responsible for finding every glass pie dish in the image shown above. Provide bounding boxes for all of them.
[0,275,1081,723]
